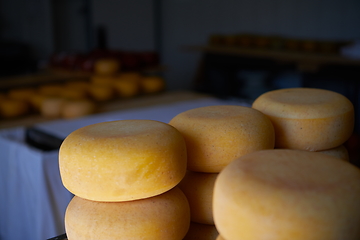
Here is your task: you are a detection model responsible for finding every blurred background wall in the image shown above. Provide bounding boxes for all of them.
[1,0,360,90]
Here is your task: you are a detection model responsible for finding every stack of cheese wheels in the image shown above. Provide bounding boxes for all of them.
[59,120,190,240]
[213,149,360,240]
[252,88,354,160]
[169,105,275,240]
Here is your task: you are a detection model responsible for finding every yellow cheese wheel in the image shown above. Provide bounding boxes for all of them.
[178,171,218,225]
[169,105,275,172]
[113,78,140,98]
[94,58,120,75]
[0,98,29,118]
[252,88,354,151]
[59,120,187,201]
[183,222,219,240]
[213,149,360,240]
[7,87,37,101]
[65,187,190,240]
[317,145,349,161]
[87,84,114,102]
[140,76,165,94]
[216,235,226,240]
[61,99,96,119]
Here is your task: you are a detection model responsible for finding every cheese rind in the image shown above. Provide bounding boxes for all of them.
[65,187,190,240]
[178,171,218,225]
[59,120,187,201]
[213,149,360,240]
[252,88,354,151]
[169,105,275,172]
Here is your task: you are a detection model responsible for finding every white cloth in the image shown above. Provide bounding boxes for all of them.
[0,127,73,240]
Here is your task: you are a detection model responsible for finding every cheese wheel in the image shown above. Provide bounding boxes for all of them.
[61,99,95,119]
[213,149,360,240]
[59,120,187,201]
[87,84,114,102]
[183,222,219,240]
[178,171,218,225]
[140,76,165,94]
[94,58,120,75]
[169,105,275,172]
[40,97,65,118]
[65,187,190,240]
[38,84,64,97]
[90,75,115,86]
[8,87,36,101]
[113,78,140,98]
[317,145,349,161]
[216,235,226,240]
[252,88,354,151]
[0,98,29,118]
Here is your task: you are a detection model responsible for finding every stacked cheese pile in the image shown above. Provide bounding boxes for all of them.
[169,105,275,240]
[59,120,190,240]
[213,88,360,240]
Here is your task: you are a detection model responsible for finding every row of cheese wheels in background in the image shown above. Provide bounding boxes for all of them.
[59,87,360,240]
[0,58,165,120]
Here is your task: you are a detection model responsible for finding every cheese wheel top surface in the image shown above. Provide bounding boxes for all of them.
[59,119,187,201]
[252,88,353,119]
[213,149,360,240]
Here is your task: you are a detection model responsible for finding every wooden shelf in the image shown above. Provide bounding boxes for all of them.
[183,45,360,71]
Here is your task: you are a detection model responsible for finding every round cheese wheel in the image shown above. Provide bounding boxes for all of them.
[169,105,275,172]
[252,88,354,151]
[59,120,187,201]
[94,58,120,75]
[113,78,140,98]
[317,145,349,161]
[38,84,64,97]
[140,76,165,94]
[183,222,219,240]
[8,87,36,101]
[87,84,114,102]
[0,98,29,118]
[213,149,360,240]
[40,97,65,118]
[61,99,95,119]
[29,94,46,112]
[216,235,226,240]
[65,187,190,240]
[178,171,218,225]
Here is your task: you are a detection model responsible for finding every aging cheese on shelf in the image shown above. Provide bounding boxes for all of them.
[178,171,218,225]
[59,120,187,202]
[65,187,190,240]
[252,88,354,151]
[169,105,275,172]
[213,149,360,240]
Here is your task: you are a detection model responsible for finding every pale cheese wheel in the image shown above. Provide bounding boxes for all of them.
[183,222,219,240]
[59,120,187,201]
[317,145,349,161]
[213,149,360,240]
[40,97,65,118]
[216,235,226,240]
[61,99,95,119]
[169,105,275,172]
[178,171,218,225]
[252,88,354,151]
[65,187,190,240]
